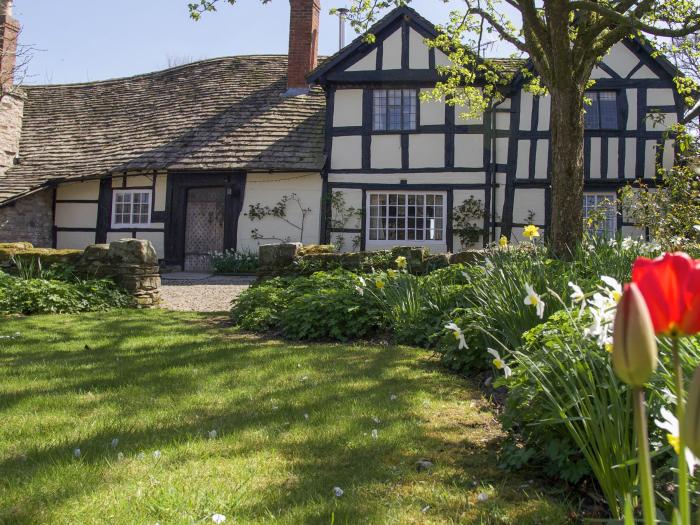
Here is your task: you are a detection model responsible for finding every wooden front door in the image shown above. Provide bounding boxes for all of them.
[183,187,226,272]
[164,172,246,269]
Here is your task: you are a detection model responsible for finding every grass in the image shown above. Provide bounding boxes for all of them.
[0,310,574,524]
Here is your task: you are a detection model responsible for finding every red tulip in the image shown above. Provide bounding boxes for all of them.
[631,252,700,336]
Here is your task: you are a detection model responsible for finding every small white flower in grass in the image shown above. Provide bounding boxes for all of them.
[212,514,227,524]
[111,438,119,449]
[444,322,468,350]
[153,450,161,459]
[372,416,381,424]
[476,492,489,502]
[486,348,511,378]
[137,452,145,460]
[421,505,430,513]
[655,407,700,475]
[607,237,617,247]
[73,448,81,458]
[523,284,545,319]
[371,429,378,439]
[333,486,344,497]
[117,452,124,461]
[304,413,309,420]
[208,430,218,439]
[390,394,397,401]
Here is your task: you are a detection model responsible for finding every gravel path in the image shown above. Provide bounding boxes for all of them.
[160,274,256,312]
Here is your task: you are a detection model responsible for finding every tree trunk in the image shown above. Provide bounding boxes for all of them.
[549,87,585,258]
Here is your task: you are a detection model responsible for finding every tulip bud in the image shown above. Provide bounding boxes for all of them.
[612,283,658,386]
[684,365,700,458]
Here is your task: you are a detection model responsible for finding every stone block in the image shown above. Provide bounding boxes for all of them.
[390,246,428,267]
[449,250,488,266]
[258,243,302,268]
[108,239,158,266]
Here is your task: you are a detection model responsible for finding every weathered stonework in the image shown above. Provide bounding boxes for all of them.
[76,239,162,308]
[0,189,53,246]
[0,91,23,179]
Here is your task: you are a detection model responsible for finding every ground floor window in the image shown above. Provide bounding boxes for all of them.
[583,193,616,239]
[367,191,446,244]
[112,189,152,228]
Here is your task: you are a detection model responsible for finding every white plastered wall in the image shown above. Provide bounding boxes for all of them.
[601,42,640,78]
[333,89,364,127]
[371,135,402,169]
[408,134,444,168]
[420,89,445,125]
[56,231,96,249]
[237,172,323,252]
[409,28,429,69]
[454,134,483,168]
[55,180,100,201]
[512,188,546,229]
[382,28,402,70]
[345,49,377,72]
[331,136,362,170]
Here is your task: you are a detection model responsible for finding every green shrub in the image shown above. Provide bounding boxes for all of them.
[0,271,131,315]
[211,249,259,274]
[280,271,383,341]
[229,277,291,331]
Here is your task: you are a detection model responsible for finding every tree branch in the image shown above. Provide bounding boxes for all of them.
[464,6,529,53]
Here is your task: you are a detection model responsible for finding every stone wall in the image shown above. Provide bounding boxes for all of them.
[0,189,54,246]
[0,91,23,177]
[76,239,161,308]
[258,243,486,276]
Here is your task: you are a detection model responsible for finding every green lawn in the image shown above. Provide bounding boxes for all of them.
[0,310,573,524]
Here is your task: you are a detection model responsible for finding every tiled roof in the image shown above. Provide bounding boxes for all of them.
[0,55,326,203]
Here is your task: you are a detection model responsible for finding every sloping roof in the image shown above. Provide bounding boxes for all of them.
[0,55,326,203]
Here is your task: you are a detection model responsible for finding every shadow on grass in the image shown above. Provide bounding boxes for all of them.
[0,310,571,524]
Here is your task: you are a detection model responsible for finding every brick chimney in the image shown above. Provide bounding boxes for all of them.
[0,0,19,91]
[286,0,320,95]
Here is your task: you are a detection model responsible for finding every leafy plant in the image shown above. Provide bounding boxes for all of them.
[452,197,485,248]
[246,193,312,243]
[0,271,131,315]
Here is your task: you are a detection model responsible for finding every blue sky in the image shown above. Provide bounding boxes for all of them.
[14,0,474,85]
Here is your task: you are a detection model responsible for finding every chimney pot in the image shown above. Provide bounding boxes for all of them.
[286,0,320,95]
[1,0,12,17]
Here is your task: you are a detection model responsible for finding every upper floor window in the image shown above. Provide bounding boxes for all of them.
[112,189,152,228]
[373,89,417,131]
[585,91,618,130]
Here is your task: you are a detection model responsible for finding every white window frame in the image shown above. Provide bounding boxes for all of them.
[583,192,617,239]
[111,189,152,228]
[365,191,447,248]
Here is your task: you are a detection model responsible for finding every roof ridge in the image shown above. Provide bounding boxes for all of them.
[21,54,299,89]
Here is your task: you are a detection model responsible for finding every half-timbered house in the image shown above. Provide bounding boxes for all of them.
[0,0,688,268]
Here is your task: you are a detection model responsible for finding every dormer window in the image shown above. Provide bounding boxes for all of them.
[585,91,619,130]
[373,89,417,131]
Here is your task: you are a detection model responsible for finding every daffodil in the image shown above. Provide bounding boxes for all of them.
[387,269,397,279]
[445,322,468,350]
[655,407,699,475]
[498,235,508,248]
[567,281,584,302]
[523,224,540,240]
[486,348,512,378]
[523,284,545,319]
[601,275,622,303]
[395,256,408,269]
[375,279,385,290]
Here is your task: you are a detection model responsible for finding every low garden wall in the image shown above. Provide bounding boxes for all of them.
[257,242,486,276]
[1,239,161,308]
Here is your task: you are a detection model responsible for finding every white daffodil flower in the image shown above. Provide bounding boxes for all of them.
[486,348,512,378]
[117,452,124,461]
[445,322,468,350]
[568,282,585,304]
[654,407,700,475]
[523,284,545,319]
[621,237,635,250]
[355,285,364,296]
[212,514,227,524]
[600,275,622,303]
[607,237,617,247]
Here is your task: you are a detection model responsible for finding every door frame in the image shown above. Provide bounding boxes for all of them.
[164,171,247,267]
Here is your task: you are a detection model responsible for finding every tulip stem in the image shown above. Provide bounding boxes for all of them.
[634,386,657,525]
[673,337,691,525]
